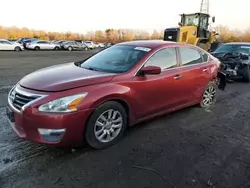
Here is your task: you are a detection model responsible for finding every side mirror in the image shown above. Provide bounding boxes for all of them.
[178,22,183,26]
[212,16,215,23]
[141,66,161,75]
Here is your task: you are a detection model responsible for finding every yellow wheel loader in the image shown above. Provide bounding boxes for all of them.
[163,12,219,51]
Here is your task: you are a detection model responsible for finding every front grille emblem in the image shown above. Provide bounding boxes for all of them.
[10,90,16,102]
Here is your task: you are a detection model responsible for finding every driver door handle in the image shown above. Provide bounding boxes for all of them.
[174,75,182,80]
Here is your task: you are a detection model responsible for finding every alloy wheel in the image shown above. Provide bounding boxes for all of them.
[94,109,123,143]
[202,86,216,106]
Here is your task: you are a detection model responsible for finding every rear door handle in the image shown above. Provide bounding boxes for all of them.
[203,68,209,72]
[174,75,182,80]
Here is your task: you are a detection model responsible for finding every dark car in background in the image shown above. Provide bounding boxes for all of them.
[212,43,250,56]
[212,43,250,82]
[7,40,225,149]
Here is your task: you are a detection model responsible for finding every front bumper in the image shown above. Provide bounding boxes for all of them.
[7,105,93,147]
[7,86,94,147]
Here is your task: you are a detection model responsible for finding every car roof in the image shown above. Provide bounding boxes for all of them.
[223,42,250,46]
[116,40,182,49]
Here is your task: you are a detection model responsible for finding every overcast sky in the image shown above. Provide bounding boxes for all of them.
[0,0,249,33]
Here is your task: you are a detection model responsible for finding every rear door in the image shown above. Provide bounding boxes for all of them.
[177,46,211,103]
[36,41,46,49]
[133,47,186,118]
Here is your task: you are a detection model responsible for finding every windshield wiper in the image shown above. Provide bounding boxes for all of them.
[83,67,99,71]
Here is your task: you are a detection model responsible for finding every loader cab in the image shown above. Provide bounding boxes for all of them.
[180,13,213,39]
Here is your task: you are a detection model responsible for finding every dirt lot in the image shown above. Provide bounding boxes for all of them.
[1,51,250,188]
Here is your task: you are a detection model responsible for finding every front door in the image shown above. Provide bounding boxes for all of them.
[0,41,13,50]
[132,47,185,119]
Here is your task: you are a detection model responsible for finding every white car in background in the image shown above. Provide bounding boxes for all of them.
[0,39,24,51]
[96,43,105,48]
[84,41,96,49]
[26,40,60,50]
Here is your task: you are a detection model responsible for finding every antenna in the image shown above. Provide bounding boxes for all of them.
[200,0,209,14]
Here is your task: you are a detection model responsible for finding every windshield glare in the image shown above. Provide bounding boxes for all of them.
[80,45,150,73]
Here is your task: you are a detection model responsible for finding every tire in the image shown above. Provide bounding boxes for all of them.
[85,101,128,149]
[54,46,59,50]
[241,66,250,83]
[34,46,40,51]
[14,46,21,52]
[199,81,217,108]
[68,46,73,51]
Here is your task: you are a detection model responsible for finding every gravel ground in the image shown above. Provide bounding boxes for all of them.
[1,50,250,188]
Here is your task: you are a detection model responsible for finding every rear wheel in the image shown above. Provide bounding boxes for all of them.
[199,82,217,108]
[34,46,40,51]
[68,46,73,51]
[14,46,21,51]
[54,46,59,50]
[85,101,128,149]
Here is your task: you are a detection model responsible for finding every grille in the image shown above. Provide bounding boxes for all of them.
[11,91,38,111]
[164,30,179,42]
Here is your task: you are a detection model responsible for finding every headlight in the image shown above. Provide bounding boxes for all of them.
[38,93,88,113]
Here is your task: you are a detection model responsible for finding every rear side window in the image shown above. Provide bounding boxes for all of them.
[179,47,202,66]
[144,48,178,70]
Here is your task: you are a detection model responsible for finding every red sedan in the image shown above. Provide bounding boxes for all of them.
[6,40,224,149]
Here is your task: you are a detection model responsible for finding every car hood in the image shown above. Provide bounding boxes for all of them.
[19,62,116,92]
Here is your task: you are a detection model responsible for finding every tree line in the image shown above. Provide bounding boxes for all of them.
[0,25,249,43]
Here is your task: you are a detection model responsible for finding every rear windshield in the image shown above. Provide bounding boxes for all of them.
[80,45,150,73]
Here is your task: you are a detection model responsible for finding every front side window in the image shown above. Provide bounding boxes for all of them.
[80,45,149,73]
[144,48,178,70]
[179,47,202,66]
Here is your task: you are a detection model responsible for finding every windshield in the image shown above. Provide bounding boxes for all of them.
[80,45,150,73]
[183,15,199,26]
[215,44,250,55]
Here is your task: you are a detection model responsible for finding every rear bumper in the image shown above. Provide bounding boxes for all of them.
[7,104,93,147]
[217,71,226,90]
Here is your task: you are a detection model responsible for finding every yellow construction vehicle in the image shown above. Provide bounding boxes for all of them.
[163,12,219,51]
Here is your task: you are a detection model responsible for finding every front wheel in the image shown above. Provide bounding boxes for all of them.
[85,101,128,149]
[199,82,217,108]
